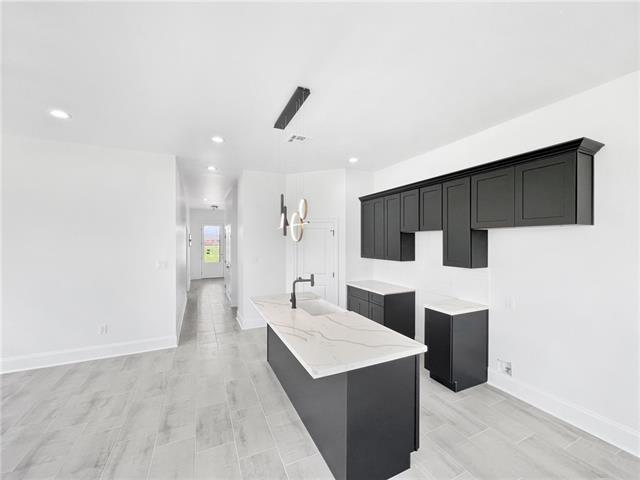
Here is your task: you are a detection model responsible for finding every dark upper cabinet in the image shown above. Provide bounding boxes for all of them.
[400,189,420,233]
[361,194,414,261]
[372,197,386,259]
[361,200,375,258]
[419,184,442,231]
[515,152,584,226]
[442,177,487,268]
[385,194,402,260]
[359,138,602,266]
[471,167,515,228]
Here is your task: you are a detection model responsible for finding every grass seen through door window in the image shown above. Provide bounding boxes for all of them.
[203,225,220,263]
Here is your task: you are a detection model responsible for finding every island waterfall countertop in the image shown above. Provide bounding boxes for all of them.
[346,279,415,295]
[251,293,426,379]
[424,297,489,316]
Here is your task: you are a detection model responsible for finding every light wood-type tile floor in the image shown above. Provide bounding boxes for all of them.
[1,279,638,479]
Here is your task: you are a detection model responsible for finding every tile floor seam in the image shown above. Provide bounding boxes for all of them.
[218,321,244,480]
[97,425,122,480]
[248,366,291,478]
[144,387,166,480]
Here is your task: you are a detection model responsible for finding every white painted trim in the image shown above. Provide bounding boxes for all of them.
[236,311,266,330]
[488,367,640,456]
[0,335,178,374]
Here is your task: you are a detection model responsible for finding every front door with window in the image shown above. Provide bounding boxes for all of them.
[202,225,223,278]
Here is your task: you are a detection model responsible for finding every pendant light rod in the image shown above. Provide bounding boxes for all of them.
[274,86,311,130]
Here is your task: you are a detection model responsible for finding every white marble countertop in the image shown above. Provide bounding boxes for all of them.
[424,298,489,316]
[346,280,415,295]
[251,293,427,379]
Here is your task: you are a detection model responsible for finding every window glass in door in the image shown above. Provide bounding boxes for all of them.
[203,225,220,263]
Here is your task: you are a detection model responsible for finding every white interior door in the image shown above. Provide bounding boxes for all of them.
[202,224,224,278]
[295,221,338,304]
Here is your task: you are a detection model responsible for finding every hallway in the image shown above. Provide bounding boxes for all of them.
[1,280,330,479]
[1,280,637,479]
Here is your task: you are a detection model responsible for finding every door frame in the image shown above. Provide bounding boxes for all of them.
[201,223,224,279]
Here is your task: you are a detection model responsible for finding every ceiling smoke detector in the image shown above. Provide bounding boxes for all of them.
[286,134,310,143]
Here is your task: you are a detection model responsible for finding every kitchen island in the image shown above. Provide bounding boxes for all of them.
[251,293,427,480]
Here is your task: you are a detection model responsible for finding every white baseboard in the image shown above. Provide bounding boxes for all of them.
[236,311,266,330]
[0,335,178,374]
[488,367,640,457]
[176,292,187,337]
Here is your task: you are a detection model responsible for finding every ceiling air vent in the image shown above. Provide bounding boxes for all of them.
[287,134,310,143]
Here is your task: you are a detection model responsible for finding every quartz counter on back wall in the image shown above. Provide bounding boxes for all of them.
[251,293,427,480]
[346,280,416,338]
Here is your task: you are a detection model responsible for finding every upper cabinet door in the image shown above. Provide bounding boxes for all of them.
[372,197,386,259]
[384,194,402,261]
[442,177,487,268]
[442,178,472,267]
[515,152,576,226]
[361,200,375,258]
[471,167,515,228]
[420,184,442,231]
[401,189,420,233]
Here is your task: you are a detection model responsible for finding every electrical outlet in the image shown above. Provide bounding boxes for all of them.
[98,324,109,335]
[497,359,512,376]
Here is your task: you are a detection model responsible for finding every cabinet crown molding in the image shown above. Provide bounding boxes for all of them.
[359,137,604,202]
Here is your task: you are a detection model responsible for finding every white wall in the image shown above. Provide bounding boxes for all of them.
[1,136,178,372]
[345,169,374,287]
[236,170,285,328]
[189,208,225,280]
[176,166,190,336]
[370,72,639,454]
[224,184,238,307]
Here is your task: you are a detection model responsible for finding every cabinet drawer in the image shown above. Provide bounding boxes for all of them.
[369,292,385,306]
[348,286,369,301]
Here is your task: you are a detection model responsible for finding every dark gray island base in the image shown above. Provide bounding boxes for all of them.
[267,326,420,480]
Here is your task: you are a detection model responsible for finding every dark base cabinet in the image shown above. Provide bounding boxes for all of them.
[268,326,419,480]
[424,308,488,392]
[347,286,415,339]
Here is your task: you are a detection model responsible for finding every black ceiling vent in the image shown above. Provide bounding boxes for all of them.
[274,86,311,130]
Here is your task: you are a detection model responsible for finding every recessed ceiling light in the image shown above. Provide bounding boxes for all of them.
[211,136,224,144]
[49,109,71,120]
[203,198,208,202]
[348,157,359,164]
[207,166,217,172]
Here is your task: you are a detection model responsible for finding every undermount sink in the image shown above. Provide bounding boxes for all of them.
[297,299,343,316]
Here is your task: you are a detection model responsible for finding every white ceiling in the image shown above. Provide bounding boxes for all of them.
[3,2,638,208]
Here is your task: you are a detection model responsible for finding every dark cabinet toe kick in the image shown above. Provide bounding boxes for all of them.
[267,326,420,480]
